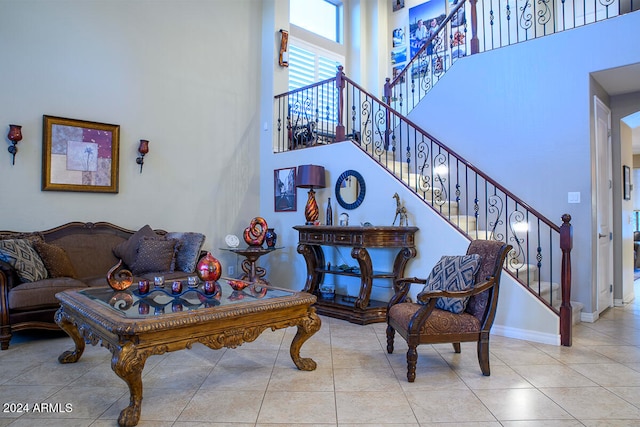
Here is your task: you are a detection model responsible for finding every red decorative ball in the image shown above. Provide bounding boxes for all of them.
[196,252,222,282]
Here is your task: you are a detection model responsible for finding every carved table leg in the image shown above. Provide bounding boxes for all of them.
[351,247,373,309]
[55,308,85,364]
[289,308,321,371]
[111,342,149,427]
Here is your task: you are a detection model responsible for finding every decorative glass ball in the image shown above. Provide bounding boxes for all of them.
[196,252,222,282]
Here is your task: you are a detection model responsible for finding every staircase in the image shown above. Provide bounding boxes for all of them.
[271,0,639,344]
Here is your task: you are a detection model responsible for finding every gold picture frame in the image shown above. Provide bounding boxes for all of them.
[42,115,120,193]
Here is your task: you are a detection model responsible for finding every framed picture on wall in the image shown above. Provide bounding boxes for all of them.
[274,167,297,212]
[42,115,120,193]
[393,0,405,12]
[624,165,631,200]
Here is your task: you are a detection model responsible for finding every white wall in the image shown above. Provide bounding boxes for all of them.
[259,141,558,342]
[0,0,263,270]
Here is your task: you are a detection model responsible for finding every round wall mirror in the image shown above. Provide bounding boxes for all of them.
[335,170,366,210]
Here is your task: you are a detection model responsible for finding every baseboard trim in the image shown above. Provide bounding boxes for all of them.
[492,324,560,345]
[580,310,599,323]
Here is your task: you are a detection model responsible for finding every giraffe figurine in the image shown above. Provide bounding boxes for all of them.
[392,193,409,226]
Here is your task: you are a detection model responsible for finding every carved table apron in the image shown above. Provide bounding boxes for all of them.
[55,284,320,427]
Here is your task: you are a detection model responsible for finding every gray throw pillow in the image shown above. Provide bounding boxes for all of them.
[422,254,481,314]
[0,239,48,283]
[131,237,179,275]
[112,225,158,268]
[166,232,206,273]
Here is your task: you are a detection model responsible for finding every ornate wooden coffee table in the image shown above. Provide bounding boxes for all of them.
[55,282,320,427]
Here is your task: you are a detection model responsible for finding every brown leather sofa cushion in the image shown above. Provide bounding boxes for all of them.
[8,277,87,311]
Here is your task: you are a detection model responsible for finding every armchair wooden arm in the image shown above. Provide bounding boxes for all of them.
[415,275,496,304]
[389,277,426,306]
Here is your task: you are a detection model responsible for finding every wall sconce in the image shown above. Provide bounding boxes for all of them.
[279,29,289,67]
[7,124,22,165]
[296,164,326,225]
[136,139,149,173]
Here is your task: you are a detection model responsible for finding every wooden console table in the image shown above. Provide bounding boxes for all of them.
[293,225,418,324]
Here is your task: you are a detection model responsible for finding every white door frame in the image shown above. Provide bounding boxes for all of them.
[594,95,614,315]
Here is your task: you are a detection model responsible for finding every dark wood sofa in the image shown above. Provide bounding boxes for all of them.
[0,221,206,350]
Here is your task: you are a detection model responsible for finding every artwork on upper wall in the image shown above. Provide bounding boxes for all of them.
[391,47,407,64]
[409,0,446,57]
[392,27,405,47]
[393,0,405,12]
[274,167,297,212]
[42,115,120,193]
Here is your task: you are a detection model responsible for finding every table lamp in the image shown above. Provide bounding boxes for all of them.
[296,164,326,225]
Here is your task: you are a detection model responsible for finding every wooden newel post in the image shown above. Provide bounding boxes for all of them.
[560,214,573,346]
[335,65,346,142]
[469,0,479,54]
[383,77,391,105]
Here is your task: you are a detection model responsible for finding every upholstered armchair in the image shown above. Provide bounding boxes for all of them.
[386,239,511,382]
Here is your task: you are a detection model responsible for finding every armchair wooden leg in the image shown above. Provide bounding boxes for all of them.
[452,342,461,353]
[386,325,395,354]
[406,345,418,382]
[478,338,490,376]
[0,326,11,350]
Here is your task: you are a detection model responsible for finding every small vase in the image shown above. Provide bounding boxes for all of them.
[265,228,277,248]
[196,252,222,282]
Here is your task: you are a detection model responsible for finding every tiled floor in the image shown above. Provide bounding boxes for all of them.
[1,283,639,427]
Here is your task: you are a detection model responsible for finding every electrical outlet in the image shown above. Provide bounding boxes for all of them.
[228,265,235,276]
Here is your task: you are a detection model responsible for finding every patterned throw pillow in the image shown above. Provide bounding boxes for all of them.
[422,254,481,314]
[166,232,206,273]
[131,237,179,275]
[112,225,158,268]
[0,239,48,283]
[32,240,78,278]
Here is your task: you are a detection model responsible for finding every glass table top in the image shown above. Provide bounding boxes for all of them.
[80,280,294,319]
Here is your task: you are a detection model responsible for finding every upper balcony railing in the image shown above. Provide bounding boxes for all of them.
[387,0,638,117]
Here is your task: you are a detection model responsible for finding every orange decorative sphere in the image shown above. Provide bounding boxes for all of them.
[196,252,222,282]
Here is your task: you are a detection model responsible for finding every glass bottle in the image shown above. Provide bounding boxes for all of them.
[326,197,333,225]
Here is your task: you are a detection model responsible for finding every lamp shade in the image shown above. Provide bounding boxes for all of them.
[296,165,326,189]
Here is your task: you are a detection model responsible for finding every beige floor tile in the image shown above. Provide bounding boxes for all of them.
[6,417,94,426]
[141,363,213,390]
[3,362,93,387]
[581,420,640,426]
[200,366,273,391]
[474,388,572,421]
[336,391,417,424]
[333,366,401,392]
[273,345,332,369]
[25,385,127,420]
[590,345,640,364]
[177,389,264,423]
[0,385,62,419]
[490,346,563,366]
[215,348,279,369]
[541,387,640,420]
[395,365,470,390]
[500,421,584,426]
[533,343,617,364]
[258,391,336,424]
[510,364,598,388]
[568,363,640,387]
[331,348,392,369]
[457,364,533,390]
[407,389,497,423]
[267,366,334,391]
[99,387,196,422]
[606,386,640,407]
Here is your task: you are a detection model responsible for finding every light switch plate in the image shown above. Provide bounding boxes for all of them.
[568,192,580,203]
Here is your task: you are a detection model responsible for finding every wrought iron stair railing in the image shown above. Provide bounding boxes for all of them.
[274,69,574,346]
